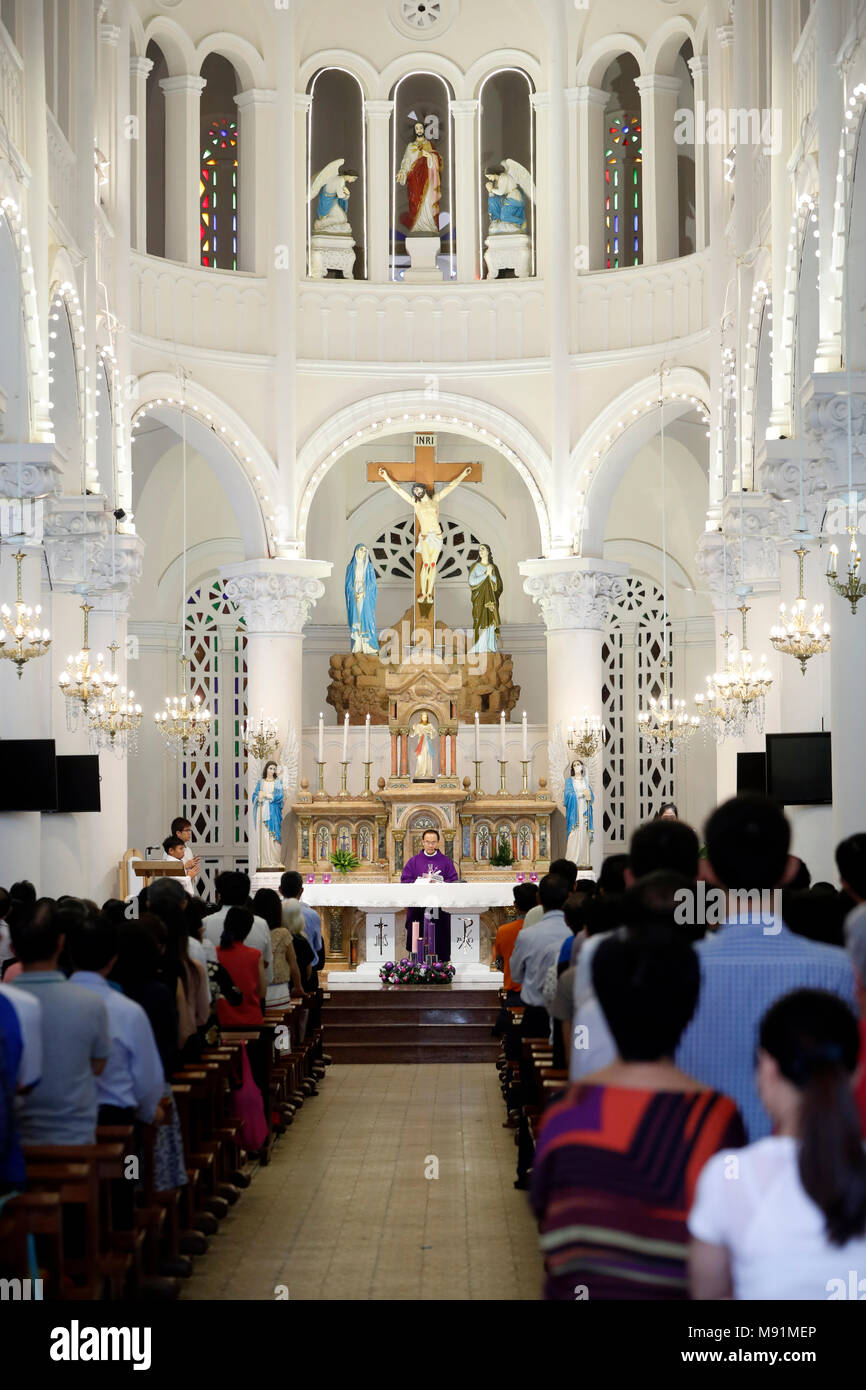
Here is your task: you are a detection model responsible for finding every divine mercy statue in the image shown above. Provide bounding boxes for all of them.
[252,760,285,869]
[397,120,443,236]
[308,158,358,235]
[377,464,472,602]
[468,542,503,653]
[409,710,436,781]
[345,543,379,653]
[485,159,535,234]
[563,759,594,871]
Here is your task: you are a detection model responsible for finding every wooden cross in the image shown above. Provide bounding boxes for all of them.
[366,434,482,637]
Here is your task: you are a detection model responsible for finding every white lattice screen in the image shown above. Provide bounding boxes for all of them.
[602,576,676,850]
[370,516,484,582]
[181,578,249,899]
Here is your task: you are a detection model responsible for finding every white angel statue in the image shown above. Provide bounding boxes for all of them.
[485,158,535,235]
[308,158,357,235]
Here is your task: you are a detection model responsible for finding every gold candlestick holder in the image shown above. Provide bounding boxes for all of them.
[473,759,483,795]
[498,759,508,795]
[314,761,326,798]
[362,760,372,797]
[339,760,349,797]
[520,759,530,795]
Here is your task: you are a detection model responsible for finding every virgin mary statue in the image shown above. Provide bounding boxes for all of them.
[469,543,503,653]
[252,761,285,869]
[563,759,594,870]
[345,543,379,654]
[397,121,443,236]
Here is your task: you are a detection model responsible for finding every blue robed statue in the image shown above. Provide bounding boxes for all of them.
[485,158,535,234]
[563,758,594,871]
[252,760,285,870]
[345,543,379,654]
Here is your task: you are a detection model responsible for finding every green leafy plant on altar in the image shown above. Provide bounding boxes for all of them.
[490,832,514,867]
[330,849,360,875]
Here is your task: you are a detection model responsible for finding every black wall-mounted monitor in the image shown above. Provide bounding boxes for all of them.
[55,755,101,813]
[0,739,58,811]
[737,751,767,796]
[765,732,832,806]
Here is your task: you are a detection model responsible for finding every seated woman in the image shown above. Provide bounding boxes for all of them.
[689,988,866,1299]
[216,907,267,1028]
[530,924,745,1300]
[252,887,302,1006]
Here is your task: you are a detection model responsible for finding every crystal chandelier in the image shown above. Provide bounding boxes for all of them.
[88,643,142,756]
[638,658,701,753]
[0,551,51,678]
[705,602,773,734]
[243,712,279,761]
[154,656,211,755]
[695,626,747,742]
[771,546,830,673]
[57,601,107,728]
[566,712,607,761]
[826,528,866,614]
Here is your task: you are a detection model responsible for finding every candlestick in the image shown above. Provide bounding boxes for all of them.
[339,760,349,796]
[499,710,506,759]
[318,711,324,762]
[522,709,528,761]
[474,709,480,761]
[520,759,530,794]
[342,711,349,761]
[315,760,325,798]
[362,760,372,796]
[364,711,371,762]
[498,759,508,795]
[473,759,482,795]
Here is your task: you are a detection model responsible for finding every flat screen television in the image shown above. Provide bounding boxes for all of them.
[0,739,58,811]
[765,732,832,806]
[55,755,101,813]
[737,751,767,796]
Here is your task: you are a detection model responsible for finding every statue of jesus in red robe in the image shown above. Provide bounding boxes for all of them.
[397,121,443,237]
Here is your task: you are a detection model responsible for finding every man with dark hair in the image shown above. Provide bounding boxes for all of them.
[203,872,273,980]
[67,916,167,1127]
[400,828,459,961]
[508,874,572,1038]
[627,819,700,882]
[676,795,856,1139]
[162,834,196,898]
[170,816,200,892]
[598,854,630,896]
[492,881,538,1001]
[279,870,325,980]
[520,858,577,933]
[9,908,110,1144]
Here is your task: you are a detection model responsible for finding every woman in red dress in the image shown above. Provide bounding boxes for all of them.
[216,907,266,1027]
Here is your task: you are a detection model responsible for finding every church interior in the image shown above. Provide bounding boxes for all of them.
[2,0,866,1332]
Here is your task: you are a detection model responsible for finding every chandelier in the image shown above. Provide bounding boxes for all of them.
[703,603,773,734]
[695,626,747,742]
[88,643,142,756]
[566,712,607,761]
[0,550,51,678]
[57,602,107,728]
[637,659,701,753]
[154,656,211,755]
[771,546,830,673]
[826,528,866,614]
[243,712,279,761]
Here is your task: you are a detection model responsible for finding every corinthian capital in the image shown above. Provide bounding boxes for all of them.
[222,557,332,634]
[519,557,627,631]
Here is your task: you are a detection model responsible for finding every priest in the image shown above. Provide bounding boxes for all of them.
[401,828,458,961]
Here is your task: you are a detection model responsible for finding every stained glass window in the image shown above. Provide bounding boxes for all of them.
[200,118,238,270]
[604,117,642,269]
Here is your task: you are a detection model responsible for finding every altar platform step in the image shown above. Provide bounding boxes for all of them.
[322,987,501,1064]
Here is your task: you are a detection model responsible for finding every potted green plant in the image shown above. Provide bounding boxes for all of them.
[330,849,360,875]
[490,832,514,868]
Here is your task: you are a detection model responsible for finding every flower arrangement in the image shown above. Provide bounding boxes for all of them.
[379,958,456,985]
[330,849,360,875]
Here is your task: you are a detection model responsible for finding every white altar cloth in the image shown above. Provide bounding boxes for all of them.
[302,882,516,911]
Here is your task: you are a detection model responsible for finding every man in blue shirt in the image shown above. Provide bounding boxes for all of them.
[676,795,857,1139]
[280,871,325,978]
[0,982,41,1190]
[509,873,572,1027]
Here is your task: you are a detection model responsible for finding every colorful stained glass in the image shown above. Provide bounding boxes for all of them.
[200,118,238,270]
[604,116,642,269]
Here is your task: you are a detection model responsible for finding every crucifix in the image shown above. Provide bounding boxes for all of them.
[366,434,482,634]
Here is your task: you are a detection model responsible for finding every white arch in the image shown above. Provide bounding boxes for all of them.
[307,66,367,280]
[644,17,697,77]
[829,88,866,364]
[295,389,552,554]
[576,32,647,87]
[130,372,277,558]
[142,15,196,76]
[466,49,541,97]
[778,190,819,426]
[381,52,465,101]
[300,49,379,98]
[0,185,45,439]
[739,258,773,484]
[194,31,268,90]
[571,366,710,555]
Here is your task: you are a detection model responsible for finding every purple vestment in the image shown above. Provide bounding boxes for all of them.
[401,850,458,960]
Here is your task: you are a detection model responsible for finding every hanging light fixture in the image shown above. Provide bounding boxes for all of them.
[637,373,701,753]
[89,642,143,756]
[709,598,773,733]
[0,551,51,678]
[771,546,831,671]
[826,526,866,614]
[566,712,607,762]
[57,601,107,728]
[243,712,279,761]
[153,375,210,753]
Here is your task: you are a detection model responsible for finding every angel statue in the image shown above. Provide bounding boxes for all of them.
[308,158,358,235]
[345,543,379,654]
[252,760,285,870]
[485,159,535,234]
[397,120,443,236]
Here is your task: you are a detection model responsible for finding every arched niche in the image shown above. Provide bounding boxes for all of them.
[601,53,643,270]
[199,53,240,270]
[145,40,167,259]
[307,67,367,280]
[674,40,696,258]
[477,67,535,278]
[0,212,29,446]
[390,72,455,281]
[47,289,81,491]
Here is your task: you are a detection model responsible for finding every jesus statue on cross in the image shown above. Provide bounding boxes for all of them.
[377,463,473,603]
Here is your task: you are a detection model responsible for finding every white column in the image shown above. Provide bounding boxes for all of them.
[731,0,754,257]
[451,99,478,282]
[129,56,152,253]
[0,547,49,887]
[18,0,52,439]
[520,557,627,877]
[542,0,573,555]
[707,23,733,519]
[634,74,682,265]
[572,85,606,271]
[222,558,331,870]
[269,7,297,549]
[687,55,709,252]
[814,0,844,370]
[365,99,393,283]
[74,0,99,494]
[769,0,794,434]
[160,74,206,265]
[234,89,277,274]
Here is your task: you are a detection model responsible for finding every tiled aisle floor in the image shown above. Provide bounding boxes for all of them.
[182,1063,543,1301]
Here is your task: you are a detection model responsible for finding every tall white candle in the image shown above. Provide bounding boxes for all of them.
[365,712,371,761]
[342,711,349,761]
[474,710,480,760]
[500,710,506,759]
[318,711,324,762]
[522,710,528,760]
